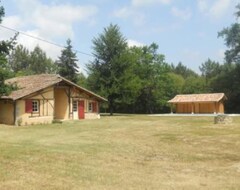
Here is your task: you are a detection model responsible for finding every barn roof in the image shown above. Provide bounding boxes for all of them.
[1,74,107,101]
[168,93,227,103]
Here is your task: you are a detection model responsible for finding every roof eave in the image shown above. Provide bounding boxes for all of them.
[0,97,14,101]
[57,75,107,102]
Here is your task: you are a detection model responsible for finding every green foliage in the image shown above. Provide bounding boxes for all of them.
[0,3,4,23]
[0,62,14,96]
[8,44,57,75]
[210,63,240,112]
[88,24,216,114]
[218,24,240,64]
[8,44,30,72]
[173,62,198,78]
[58,39,79,83]
[236,4,240,17]
[0,4,16,96]
[29,45,57,74]
[218,4,240,64]
[199,58,220,88]
[167,73,185,96]
[199,59,220,78]
[183,76,207,94]
[210,4,240,112]
[88,24,131,115]
[76,72,87,88]
[114,49,142,106]
[132,43,172,113]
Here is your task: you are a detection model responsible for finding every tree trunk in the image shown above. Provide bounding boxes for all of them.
[109,105,114,116]
[108,98,114,116]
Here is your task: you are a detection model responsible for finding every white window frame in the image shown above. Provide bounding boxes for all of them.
[88,102,93,112]
[73,100,78,112]
[32,100,39,113]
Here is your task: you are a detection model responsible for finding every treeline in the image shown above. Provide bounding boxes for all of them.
[1,4,240,114]
[5,40,87,86]
[86,5,240,114]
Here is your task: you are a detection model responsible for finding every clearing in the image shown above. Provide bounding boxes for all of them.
[0,115,240,190]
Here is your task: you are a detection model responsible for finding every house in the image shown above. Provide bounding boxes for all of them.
[168,93,227,114]
[0,74,107,126]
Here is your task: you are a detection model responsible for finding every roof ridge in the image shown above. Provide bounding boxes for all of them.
[168,93,226,103]
[6,73,58,81]
[177,93,224,96]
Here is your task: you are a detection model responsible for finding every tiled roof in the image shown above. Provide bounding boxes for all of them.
[1,74,107,101]
[168,93,226,103]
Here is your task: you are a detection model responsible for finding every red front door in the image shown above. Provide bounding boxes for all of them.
[78,100,85,119]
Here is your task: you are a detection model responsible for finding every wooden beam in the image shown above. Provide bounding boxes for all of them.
[191,103,194,114]
[214,102,217,114]
[170,104,173,114]
[40,94,54,114]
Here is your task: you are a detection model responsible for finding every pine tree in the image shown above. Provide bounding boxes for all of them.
[58,39,79,83]
[87,24,129,115]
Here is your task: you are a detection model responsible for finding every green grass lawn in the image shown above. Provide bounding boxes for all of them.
[0,115,240,190]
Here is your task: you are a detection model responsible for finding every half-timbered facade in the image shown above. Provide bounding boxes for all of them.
[0,74,107,126]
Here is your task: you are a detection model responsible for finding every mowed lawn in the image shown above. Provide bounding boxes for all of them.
[0,115,240,190]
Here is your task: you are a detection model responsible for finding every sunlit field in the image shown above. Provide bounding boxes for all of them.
[0,115,240,190]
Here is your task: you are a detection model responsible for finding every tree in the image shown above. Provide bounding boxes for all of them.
[8,44,30,74]
[199,58,220,85]
[213,4,240,112]
[88,24,132,115]
[29,45,57,74]
[76,72,87,88]
[210,63,240,112]
[132,43,172,113]
[58,39,79,83]
[218,4,240,64]
[236,4,240,17]
[166,72,185,95]
[173,62,198,79]
[8,44,57,75]
[182,76,207,94]
[0,3,16,96]
[113,48,142,112]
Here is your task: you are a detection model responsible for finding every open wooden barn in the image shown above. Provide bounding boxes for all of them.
[168,93,227,114]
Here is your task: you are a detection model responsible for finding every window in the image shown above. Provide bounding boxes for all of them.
[73,100,78,112]
[25,100,39,113]
[88,101,97,113]
[88,102,93,112]
[32,100,39,112]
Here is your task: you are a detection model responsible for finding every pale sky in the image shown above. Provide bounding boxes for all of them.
[0,0,238,74]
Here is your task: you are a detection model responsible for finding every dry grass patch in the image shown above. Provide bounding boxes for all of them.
[0,115,240,189]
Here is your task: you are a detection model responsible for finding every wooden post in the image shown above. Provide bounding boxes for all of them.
[42,99,45,116]
[68,87,71,119]
[170,104,173,114]
[13,101,16,126]
[214,102,217,114]
[191,103,194,114]
[53,88,55,120]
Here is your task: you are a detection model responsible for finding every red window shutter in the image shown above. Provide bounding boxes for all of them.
[25,100,32,113]
[93,102,98,113]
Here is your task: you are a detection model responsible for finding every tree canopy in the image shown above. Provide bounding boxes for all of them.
[218,4,240,64]
[8,44,57,75]
[0,4,16,96]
